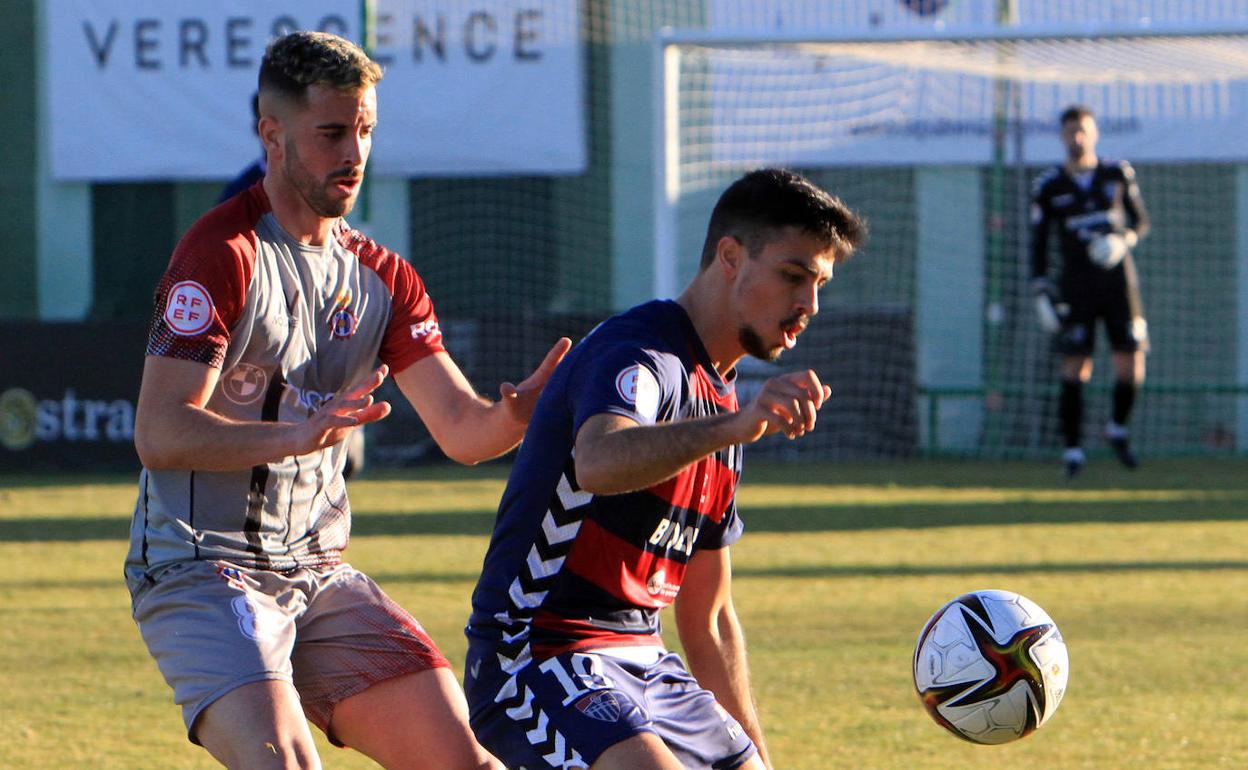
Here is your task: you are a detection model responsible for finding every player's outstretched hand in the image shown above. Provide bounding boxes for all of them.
[499,337,573,424]
[297,364,392,455]
[735,369,832,443]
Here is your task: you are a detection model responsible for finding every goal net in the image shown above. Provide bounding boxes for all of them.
[654,23,1248,460]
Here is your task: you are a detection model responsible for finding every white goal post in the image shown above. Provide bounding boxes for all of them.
[652,22,1248,458]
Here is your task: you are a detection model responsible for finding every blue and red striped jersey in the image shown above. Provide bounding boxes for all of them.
[467,300,744,668]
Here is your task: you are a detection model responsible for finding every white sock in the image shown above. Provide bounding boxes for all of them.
[1063,447,1086,464]
[1105,421,1130,440]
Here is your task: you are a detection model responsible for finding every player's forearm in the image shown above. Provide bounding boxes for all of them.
[428,394,526,465]
[1028,221,1050,280]
[1124,180,1150,240]
[681,613,772,769]
[135,403,304,471]
[574,413,742,495]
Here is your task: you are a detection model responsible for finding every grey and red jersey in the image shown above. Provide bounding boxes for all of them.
[125,183,444,588]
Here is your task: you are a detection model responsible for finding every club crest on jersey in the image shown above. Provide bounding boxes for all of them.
[575,691,623,723]
[615,364,660,423]
[164,280,214,336]
[330,308,357,338]
[328,290,358,339]
[324,290,355,339]
[221,363,268,406]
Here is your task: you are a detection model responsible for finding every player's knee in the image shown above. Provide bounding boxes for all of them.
[209,738,321,770]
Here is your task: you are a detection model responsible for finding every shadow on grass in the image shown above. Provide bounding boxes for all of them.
[4,495,1247,543]
[12,557,1248,592]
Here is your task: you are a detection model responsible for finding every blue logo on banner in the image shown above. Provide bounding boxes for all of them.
[900,0,950,15]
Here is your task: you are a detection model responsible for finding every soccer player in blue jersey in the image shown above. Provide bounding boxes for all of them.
[1030,105,1151,478]
[464,168,867,770]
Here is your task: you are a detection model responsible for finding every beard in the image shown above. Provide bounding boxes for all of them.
[738,310,807,363]
[285,140,357,219]
[738,325,781,362]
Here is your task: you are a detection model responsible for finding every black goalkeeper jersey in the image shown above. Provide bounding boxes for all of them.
[1029,159,1150,285]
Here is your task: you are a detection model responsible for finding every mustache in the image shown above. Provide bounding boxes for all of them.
[781,313,808,332]
[329,169,362,182]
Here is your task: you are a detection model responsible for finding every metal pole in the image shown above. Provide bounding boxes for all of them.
[357,0,376,224]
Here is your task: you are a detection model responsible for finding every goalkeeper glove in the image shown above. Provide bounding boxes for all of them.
[1087,229,1137,270]
[1030,277,1061,334]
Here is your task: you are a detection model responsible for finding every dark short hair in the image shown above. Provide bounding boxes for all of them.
[698,168,867,269]
[1060,104,1095,126]
[259,31,383,105]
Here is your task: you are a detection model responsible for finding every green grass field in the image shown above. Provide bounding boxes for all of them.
[2,458,1246,769]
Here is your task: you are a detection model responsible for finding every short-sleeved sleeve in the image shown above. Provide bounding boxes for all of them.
[376,256,446,373]
[568,343,678,436]
[338,227,447,373]
[146,210,253,369]
[695,500,745,550]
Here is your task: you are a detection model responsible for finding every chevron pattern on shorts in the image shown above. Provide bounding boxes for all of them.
[494,679,588,770]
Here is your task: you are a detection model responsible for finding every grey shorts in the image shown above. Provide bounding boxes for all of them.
[130,560,449,744]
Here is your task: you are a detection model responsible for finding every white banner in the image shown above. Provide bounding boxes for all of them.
[47,0,585,180]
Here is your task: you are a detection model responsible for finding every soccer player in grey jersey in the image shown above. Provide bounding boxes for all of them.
[1029,104,1150,479]
[125,32,567,770]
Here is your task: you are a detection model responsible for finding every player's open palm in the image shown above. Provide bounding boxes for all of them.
[737,369,831,443]
[298,365,392,454]
[499,337,573,424]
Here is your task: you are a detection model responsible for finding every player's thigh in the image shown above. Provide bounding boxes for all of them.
[131,561,302,742]
[1060,355,1093,382]
[291,564,452,741]
[330,668,500,770]
[1104,311,1148,357]
[1111,349,1145,383]
[195,679,321,769]
[590,734,765,770]
[591,732,685,770]
[1099,273,1147,355]
[1056,311,1096,359]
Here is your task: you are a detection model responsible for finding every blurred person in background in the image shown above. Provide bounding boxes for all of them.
[1029,104,1150,479]
[217,92,266,204]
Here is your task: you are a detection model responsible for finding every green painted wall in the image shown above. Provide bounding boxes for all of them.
[0,0,38,318]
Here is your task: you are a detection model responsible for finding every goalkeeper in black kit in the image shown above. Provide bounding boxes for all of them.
[1029,104,1151,479]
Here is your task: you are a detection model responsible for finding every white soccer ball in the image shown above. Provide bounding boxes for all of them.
[913,589,1068,745]
[1087,232,1128,269]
